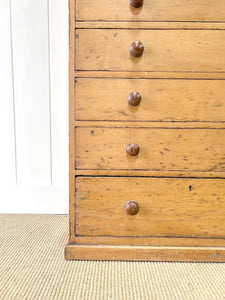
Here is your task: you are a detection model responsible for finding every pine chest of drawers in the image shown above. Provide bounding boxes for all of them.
[65,0,225,261]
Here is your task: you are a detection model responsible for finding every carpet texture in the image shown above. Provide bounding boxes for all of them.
[0,214,224,300]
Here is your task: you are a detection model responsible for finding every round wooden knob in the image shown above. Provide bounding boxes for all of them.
[128,92,142,106]
[130,41,144,57]
[126,143,140,156]
[126,201,139,215]
[130,0,143,8]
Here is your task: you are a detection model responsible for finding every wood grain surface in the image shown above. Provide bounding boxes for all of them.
[68,234,225,247]
[75,127,225,172]
[76,78,225,122]
[76,177,225,238]
[75,71,225,80]
[74,169,225,179]
[76,21,225,30]
[76,0,225,22]
[68,0,76,240]
[76,29,225,72]
[65,244,225,262]
[75,121,225,129]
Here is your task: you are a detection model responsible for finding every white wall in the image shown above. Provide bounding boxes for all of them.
[0,0,69,213]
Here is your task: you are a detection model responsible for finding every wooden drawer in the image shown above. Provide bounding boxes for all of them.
[76,127,225,171]
[76,29,225,72]
[76,78,225,122]
[76,177,225,238]
[76,0,225,22]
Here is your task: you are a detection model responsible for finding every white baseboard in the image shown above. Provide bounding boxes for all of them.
[0,186,69,214]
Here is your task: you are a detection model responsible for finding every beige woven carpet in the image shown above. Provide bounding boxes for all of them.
[0,215,225,300]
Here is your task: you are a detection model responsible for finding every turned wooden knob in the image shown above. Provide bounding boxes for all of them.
[128,92,142,106]
[126,201,139,215]
[126,143,140,156]
[130,0,143,8]
[130,41,144,57]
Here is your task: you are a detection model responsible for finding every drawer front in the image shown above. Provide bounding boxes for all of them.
[76,78,225,122]
[76,29,225,72]
[76,128,225,171]
[76,177,225,238]
[76,0,225,22]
